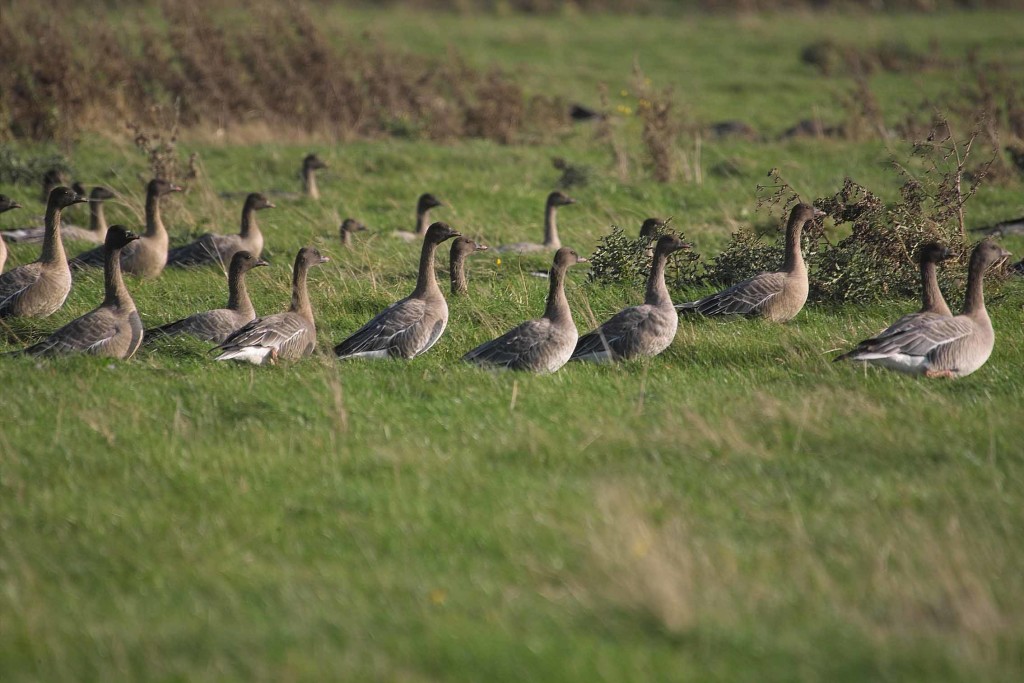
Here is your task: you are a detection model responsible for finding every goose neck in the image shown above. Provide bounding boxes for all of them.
[227,266,254,316]
[40,204,67,264]
[450,251,468,295]
[782,217,805,273]
[103,245,132,309]
[416,207,431,236]
[145,190,165,238]
[544,203,561,249]
[90,199,107,234]
[289,260,314,322]
[920,260,950,315]
[240,204,258,238]
[303,168,320,200]
[543,263,571,322]
[645,251,671,306]
[962,254,989,317]
[413,239,441,297]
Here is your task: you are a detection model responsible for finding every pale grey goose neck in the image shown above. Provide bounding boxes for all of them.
[335,222,460,359]
[572,234,690,362]
[676,203,823,322]
[340,218,367,247]
[393,193,444,241]
[168,192,273,267]
[462,246,588,373]
[496,191,576,254]
[146,250,268,345]
[0,194,22,273]
[450,236,489,296]
[0,186,84,318]
[835,240,1010,377]
[3,186,115,245]
[22,226,144,358]
[71,178,182,278]
[214,246,329,364]
[302,153,327,200]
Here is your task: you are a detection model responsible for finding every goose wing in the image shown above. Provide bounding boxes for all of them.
[334,297,427,358]
[147,309,245,344]
[69,243,105,269]
[572,304,653,360]
[24,307,122,355]
[676,271,784,317]
[167,234,235,267]
[463,318,553,369]
[838,315,974,362]
[0,225,46,243]
[0,263,43,313]
[216,312,313,358]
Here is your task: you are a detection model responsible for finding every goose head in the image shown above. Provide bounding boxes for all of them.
[48,185,88,210]
[918,241,953,264]
[340,218,367,236]
[654,234,692,255]
[451,236,489,257]
[639,217,667,239]
[148,179,184,197]
[90,186,116,202]
[231,250,269,273]
[553,246,588,268]
[972,239,1012,270]
[547,191,576,207]
[303,154,328,172]
[789,203,826,225]
[298,246,330,268]
[245,192,275,211]
[0,195,22,213]
[104,225,140,249]
[42,168,67,200]
[425,222,460,244]
[418,193,444,212]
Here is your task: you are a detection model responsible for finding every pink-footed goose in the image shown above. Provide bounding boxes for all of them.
[676,203,824,322]
[71,179,182,278]
[302,153,327,200]
[335,222,460,359]
[21,226,144,358]
[572,234,690,362]
[496,191,576,254]
[834,240,1010,377]
[875,241,954,337]
[2,186,115,244]
[450,236,489,296]
[462,247,588,373]
[0,186,85,318]
[393,193,444,242]
[340,218,367,247]
[214,246,328,364]
[167,192,274,267]
[0,194,22,273]
[146,250,268,345]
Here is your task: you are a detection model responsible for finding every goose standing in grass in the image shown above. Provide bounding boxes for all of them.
[0,194,22,273]
[393,193,444,242]
[834,240,1010,377]
[876,241,954,337]
[675,203,823,322]
[496,191,576,254]
[463,247,588,372]
[21,226,144,358]
[146,251,268,345]
[335,222,460,359]
[0,186,84,318]
[214,246,328,364]
[339,218,367,248]
[301,153,327,200]
[71,179,182,278]
[450,236,489,296]
[167,192,273,268]
[2,186,115,244]
[572,235,690,363]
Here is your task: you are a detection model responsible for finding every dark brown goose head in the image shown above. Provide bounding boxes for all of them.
[553,246,588,268]
[425,222,460,244]
[104,225,140,250]
[147,178,184,197]
[339,218,367,246]
[639,218,667,240]
[547,191,576,208]
[298,246,330,268]
[973,239,1012,270]
[90,186,116,202]
[303,154,328,172]
[654,234,692,256]
[917,241,953,264]
[418,193,444,212]
[230,250,269,275]
[244,192,275,211]
[48,185,88,210]
[0,195,22,213]
[451,236,489,257]
[789,203,825,225]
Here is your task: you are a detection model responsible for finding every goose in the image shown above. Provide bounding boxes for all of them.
[639,218,667,240]
[497,191,576,254]
[874,241,953,337]
[676,203,824,322]
[462,247,587,373]
[2,186,115,244]
[450,236,489,296]
[214,246,328,364]
[0,186,85,318]
[971,215,1024,238]
[0,194,22,273]
[572,235,690,363]
[71,179,182,278]
[335,222,460,359]
[393,193,444,241]
[41,168,67,202]
[302,153,327,200]
[834,240,1010,377]
[146,250,268,345]
[167,192,273,267]
[20,226,144,358]
[339,218,367,247]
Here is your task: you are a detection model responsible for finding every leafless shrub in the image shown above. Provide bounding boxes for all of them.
[588,218,702,288]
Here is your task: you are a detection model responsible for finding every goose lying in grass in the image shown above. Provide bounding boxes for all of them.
[462,247,587,373]
[71,179,182,278]
[0,194,22,273]
[0,186,85,318]
[167,192,273,268]
[335,222,459,359]
[214,246,328,364]
[572,235,690,363]
[450,236,488,296]
[2,186,115,244]
[339,218,367,248]
[146,250,268,345]
[676,203,823,322]
[21,226,143,359]
[393,193,444,242]
[834,240,1010,378]
[875,241,953,337]
[496,191,576,254]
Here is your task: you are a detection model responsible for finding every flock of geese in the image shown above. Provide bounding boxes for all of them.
[0,156,1013,378]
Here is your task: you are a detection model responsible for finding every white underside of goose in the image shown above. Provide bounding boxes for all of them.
[571,348,614,363]
[849,352,929,374]
[342,349,391,360]
[214,346,275,364]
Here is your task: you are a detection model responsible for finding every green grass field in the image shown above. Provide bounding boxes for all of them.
[2,6,1024,682]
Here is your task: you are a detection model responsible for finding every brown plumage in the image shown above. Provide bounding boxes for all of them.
[450,236,489,296]
[0,194,22,273]
[0,186,84,318]
[496,191,576,254]
[167,192,273,267]
[22,226,144,358]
